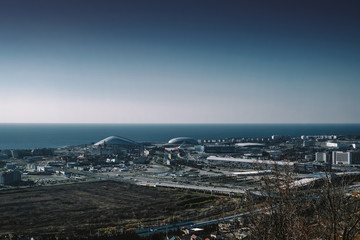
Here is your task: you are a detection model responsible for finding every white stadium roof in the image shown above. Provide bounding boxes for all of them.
[94,136,139,146]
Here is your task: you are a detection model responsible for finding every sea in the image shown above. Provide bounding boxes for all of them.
[0,123,360,150]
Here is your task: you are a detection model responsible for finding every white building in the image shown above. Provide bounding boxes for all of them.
[37,166,54,172]
[315,152,332,163]
[326,142,351,148]
[332,151,360,165]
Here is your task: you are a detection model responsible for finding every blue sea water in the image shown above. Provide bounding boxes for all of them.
[0,123,360,150]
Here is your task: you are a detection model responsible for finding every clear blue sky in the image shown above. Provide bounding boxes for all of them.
[1,0,359,123]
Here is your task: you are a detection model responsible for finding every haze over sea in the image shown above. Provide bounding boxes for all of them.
[0,124,360,150]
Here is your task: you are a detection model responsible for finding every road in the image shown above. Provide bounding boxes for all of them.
[152,182,246,195]
[135,208,266,237]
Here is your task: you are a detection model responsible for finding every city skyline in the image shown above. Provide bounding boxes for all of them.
[1,0,360,124]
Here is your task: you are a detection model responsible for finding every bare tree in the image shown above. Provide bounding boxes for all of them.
[244,163,360,240]
[245,163,311,240]
[314,174,360,240]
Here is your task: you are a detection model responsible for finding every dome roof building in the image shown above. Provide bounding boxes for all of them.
[94,136,142,156]
[94,136,139,146]
[168,137,198,145]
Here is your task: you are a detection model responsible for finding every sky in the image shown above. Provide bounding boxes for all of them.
[0,0,359,124]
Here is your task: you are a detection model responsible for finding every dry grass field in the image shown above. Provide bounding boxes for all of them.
[0,181,235,237]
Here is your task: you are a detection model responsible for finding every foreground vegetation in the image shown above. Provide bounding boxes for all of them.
[245,165,360,240]
[0,180,234,238]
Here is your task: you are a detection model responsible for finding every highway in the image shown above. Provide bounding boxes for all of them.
[152,182,246,195]
[81,170,249,196]
[135,208,265,237]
